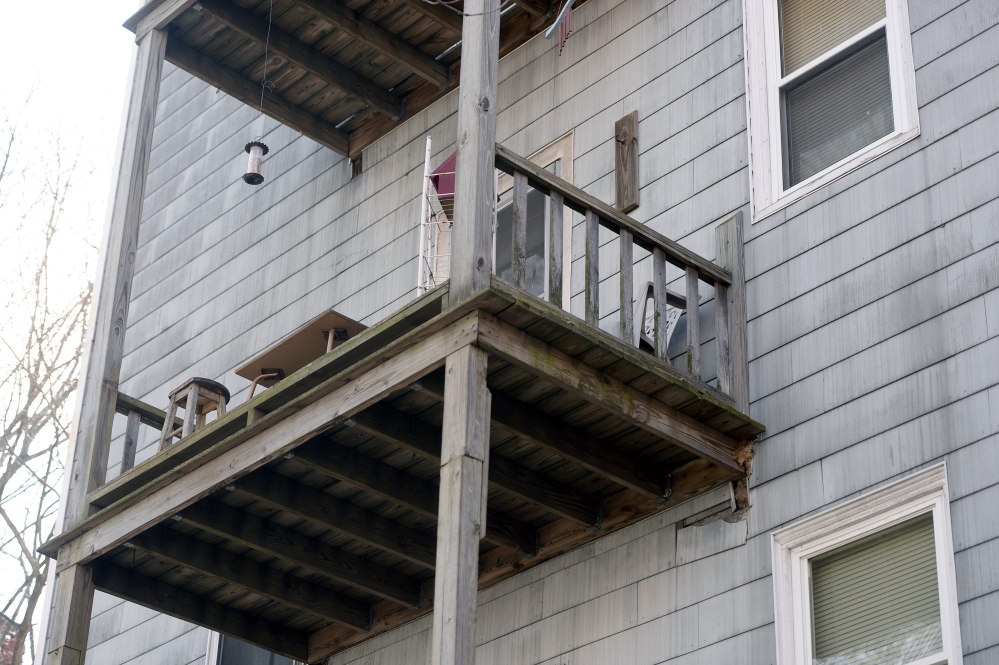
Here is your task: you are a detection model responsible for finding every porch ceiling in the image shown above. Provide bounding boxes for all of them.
[42,279,763,663]
[125,0,585,158]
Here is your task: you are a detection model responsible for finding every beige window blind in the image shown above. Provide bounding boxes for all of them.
[780,0,886,74]
[810,512,944,665]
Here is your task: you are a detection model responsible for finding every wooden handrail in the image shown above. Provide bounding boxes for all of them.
[113,393,182,474]
[494,143,732,286]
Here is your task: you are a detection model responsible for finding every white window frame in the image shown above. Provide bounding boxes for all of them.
[771,464,964,665]
[743,0,920,222]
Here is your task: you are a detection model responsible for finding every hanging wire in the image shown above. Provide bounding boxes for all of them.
[256,0,275,140]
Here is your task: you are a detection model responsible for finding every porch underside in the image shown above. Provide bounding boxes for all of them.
[42,279,762,663]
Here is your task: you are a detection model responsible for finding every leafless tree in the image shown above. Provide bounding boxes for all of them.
[0,97,95,665]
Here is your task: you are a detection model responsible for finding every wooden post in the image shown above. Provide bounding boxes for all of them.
[584,209,599,325]
[652,247,669,361]
[548,192,564,308]
[614,111,639,213]
[448,0,500,306]
[511,171,528,289]
[715,211,749,413]
[432,344,491,665]
[685,266,700,378]
[45,27,167,665]
[619,229,634,343]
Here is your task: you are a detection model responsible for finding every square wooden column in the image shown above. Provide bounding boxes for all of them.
[432,344,491,665]
[448,0,500,306]
[44,26,167,665]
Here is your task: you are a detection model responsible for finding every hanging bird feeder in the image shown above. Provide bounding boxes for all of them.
[242,141,269,185]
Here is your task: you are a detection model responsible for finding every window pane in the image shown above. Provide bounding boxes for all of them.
[784,34,894,187]
[495,188,547,296]
[780,0,886,74]
[810,513,943,665]
[218,636,295,665]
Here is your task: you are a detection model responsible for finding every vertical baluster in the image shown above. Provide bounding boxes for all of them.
[121,410,141,473]
[619,228,634,344]
[715,279,731,394]
[549,192,564,308]
[584,209,600,325]
[511,171,528,289]
[652,247,669,361]
[685,265,701,378]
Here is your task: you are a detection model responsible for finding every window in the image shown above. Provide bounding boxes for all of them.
[771,464,963,665]
[743,0,919,219]
[207,634,296,665]
[495,132,573,309]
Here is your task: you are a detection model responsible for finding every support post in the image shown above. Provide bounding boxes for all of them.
[45,27,167,665]
[715,211,749,413]
[431,344,491,665]
[448,0,500,306]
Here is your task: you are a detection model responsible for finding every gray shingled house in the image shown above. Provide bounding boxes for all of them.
[37,0,999,664]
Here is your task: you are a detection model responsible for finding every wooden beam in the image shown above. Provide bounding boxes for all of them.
[398,0,463,34]
[233,470,438,568]
[130,526,372,630]
[44,562,93,665]
[420,375,666,498]
[514,0,551,17]
[92,562,309,661]
[165,40,349,156]
[352,404,601,526]
[494,144,731,285]
[124,0,198,35]
[475,311,745,474]
[448,0,499,304]
[179,499,422,607]
[198,0,405,119]
[114,392,181,432]
[715,212,750,413]
[294,440,537,554]
[432,344,490,665]
[294,0,450,87]
[56,314,479,568]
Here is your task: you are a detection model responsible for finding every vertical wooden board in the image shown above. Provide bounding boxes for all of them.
[585,210,600,325]
[619,230,635,344]
[511,171,528,289]
[685,266,701,379]
[549,192,565,308]
[652,248,669,362]
[615,111,639,213]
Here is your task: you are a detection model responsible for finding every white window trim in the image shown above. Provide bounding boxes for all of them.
[771,463,964,665]
[743,0,920,222]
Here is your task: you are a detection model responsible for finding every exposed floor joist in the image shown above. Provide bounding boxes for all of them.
[398,0,463,33]
[130,526,372,631]
[178,499,423,607]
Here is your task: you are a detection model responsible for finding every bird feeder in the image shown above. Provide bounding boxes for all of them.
[242,141,269,185]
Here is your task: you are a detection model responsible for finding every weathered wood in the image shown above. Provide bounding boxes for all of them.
[124,0,199,35]
[514,0,551,17]
[179,499,421,606]
[353,402,597,527]
[653,247,669,361]
[619,229,635,343]
[295,440,537,554]
[398,0,464,33]
[494,144,731,285]
[233,470,438,568]
[685,266,701,378]
[114,392,181,431]
[55,315,480,568]
[584,209,599,325]
[71,28,166,519]
[715,280,731,393]
[44,562,94,665]
[199,0,405,119]
[548,192,564,308]
[92,562,308,661]
[448,0,499,305]
[715,212,748,412]
[180,383,200,438]
[511,171,528,289]
[476,311,744,473]
[294,0,450,86]
[120,411,141,473]
[614,111,639,213]
[433,344,491,665]
[130,526,372,630]
[164,40,349,156]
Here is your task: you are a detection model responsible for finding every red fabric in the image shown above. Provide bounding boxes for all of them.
[430,151,457,198]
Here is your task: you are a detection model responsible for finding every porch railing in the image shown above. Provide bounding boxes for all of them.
[113,392,182,474]
[493,144,737,395]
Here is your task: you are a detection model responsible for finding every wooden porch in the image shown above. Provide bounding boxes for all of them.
[41,272,761,662]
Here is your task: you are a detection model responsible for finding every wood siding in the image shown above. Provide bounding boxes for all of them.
[85,0,999,662]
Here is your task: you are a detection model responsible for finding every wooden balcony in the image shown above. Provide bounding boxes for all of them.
[41,146,762,663]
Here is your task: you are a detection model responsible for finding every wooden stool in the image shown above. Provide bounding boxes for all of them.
[158,377,231,450]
